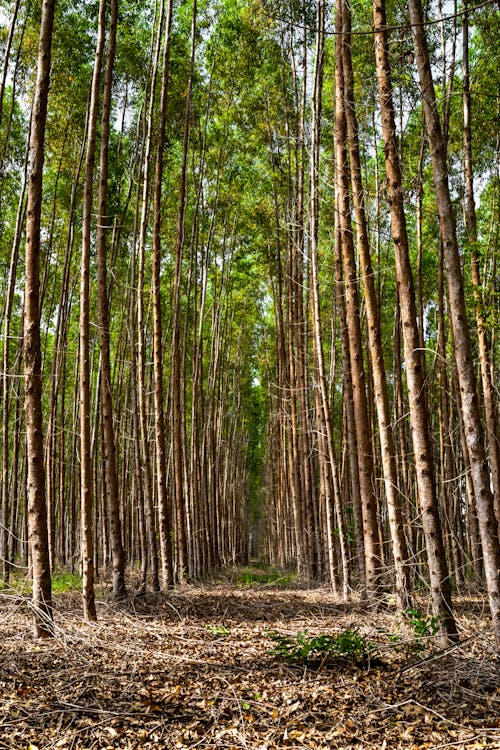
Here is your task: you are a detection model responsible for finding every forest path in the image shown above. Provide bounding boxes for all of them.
[0,582,499,749]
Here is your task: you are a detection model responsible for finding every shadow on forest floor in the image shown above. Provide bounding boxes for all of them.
[0,581,499,749]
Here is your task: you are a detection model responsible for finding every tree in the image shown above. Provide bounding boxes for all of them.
[372,0,457,640]
[79,0,108,622]
[23,0,56,639]
[408,0,500,649]
[340,0,411,610]
[335,0,381,599]
[309,0,343,596]
[151,0,174,588]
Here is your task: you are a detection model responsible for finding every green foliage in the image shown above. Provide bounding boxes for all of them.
[376,610,441,655]
[51,571,83,594]
[207,624,231,636]
[236,567,297,588]
[402,609,441,640]
[0,570,31,594]
[268,628,374,666]
[1,570,83,595]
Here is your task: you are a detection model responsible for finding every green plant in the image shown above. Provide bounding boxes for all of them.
[51,571,82,593]
[207,624,231,637]
[267,628,374,666]
[236,567,297,588]
[402,609,441,646]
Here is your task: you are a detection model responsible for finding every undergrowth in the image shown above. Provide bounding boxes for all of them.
[267,628,376,667]
[235,566,298,588]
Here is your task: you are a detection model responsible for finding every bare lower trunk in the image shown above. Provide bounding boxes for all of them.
[96,0,127,601]
[151,0,175,587]
[341,0,411,610]
[373,0,457,641]
[335,4,380,598]
[24,0,56,638]
[408,0,500,651]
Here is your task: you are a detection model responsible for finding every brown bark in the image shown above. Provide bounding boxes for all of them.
[79,0,108,622]
[171,0,197,581]
[96,0,127,601]
[341,0,412,609]
[23,0,56,639]
[151,0,175,587]
[309,0,344,595]
[335,2,380,598]
[408,0,500,651]
[135,1,167,593]
[373,0,457,640]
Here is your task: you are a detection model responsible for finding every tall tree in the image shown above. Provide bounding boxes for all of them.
[151,0,175,587]
[96,0,127,600]
[309,0,344,595]
[341,0,411,609]
[408,0,500,649]
[171,0,197,581]
[372,0,457,640]
[79,0,108,622]
[135,0,165,593]
[335,0,381,599]
[23,0,56,638]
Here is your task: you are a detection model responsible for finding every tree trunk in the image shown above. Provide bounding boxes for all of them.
[151,0,175,587]
[309,0,344,595]
[341,0,411,610]
[171,0,197,581]
[373,0,457,640]
[135,0,167,593]
[335,2,380,598]
[462,1,500,531]
[23,0,56,639]
[408,0,500,651]
[96,0,127,601]
[79,0,108,621]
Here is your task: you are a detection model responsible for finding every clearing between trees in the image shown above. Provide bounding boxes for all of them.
[0,574,499,750]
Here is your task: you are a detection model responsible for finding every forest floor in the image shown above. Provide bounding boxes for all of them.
[0,572,499,750]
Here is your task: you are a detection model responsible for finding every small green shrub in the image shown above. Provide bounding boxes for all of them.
[51,571,82,593]
[403,609,441,639]
[207,624,231,637]
[268,628,374,666]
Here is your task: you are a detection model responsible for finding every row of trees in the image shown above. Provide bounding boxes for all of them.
[0,0,499,646]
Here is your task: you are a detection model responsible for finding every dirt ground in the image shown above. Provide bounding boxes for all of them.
[0,580,499,749]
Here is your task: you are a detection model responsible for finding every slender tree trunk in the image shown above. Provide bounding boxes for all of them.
[373,0,457,640]
[335,3,380,598]
[79,0,108,621]
[462,2,500,530]
[96,0,127,600]
[437,251,464,589]
[341,0,411,610]
[171,0,197,582]
[135,1,167,594]
[309,0,344,595]
[23,0,56,639]
[151,0,175,587]
[408,0,500,650]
